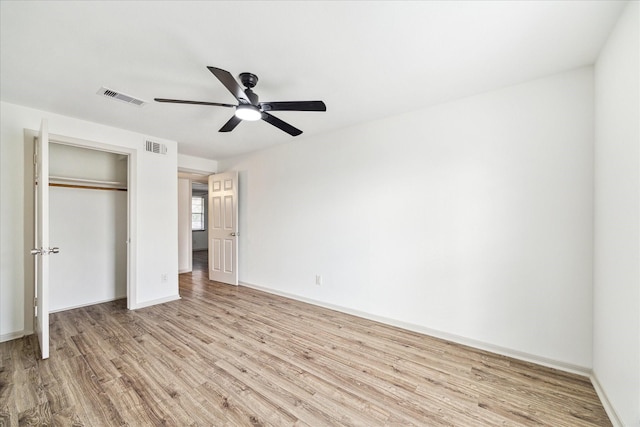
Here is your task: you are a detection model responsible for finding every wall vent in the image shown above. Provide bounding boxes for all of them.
[97,87,146,107]
[145,140,167,155]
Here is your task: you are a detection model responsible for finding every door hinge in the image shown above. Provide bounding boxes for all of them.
[34,297,37,307]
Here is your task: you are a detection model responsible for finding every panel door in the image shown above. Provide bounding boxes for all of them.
[33,119,52,359]
[208,172,238,285]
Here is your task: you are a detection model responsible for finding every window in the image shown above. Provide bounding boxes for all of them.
[192,196,205,231]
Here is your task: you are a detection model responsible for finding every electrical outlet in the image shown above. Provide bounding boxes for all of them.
[161,273,168,283]
[315,275,322,286]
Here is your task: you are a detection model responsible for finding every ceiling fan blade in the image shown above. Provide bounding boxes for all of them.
[207,66,250,104]
[219,115,242,132]
[261,112,302,136]
[260,101,326,112]
[154,98,235,108]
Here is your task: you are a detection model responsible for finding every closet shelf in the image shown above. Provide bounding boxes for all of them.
[49,175,127,190]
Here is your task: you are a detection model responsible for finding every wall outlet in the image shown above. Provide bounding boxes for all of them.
[315,275,322,286]
[161,273,168,283]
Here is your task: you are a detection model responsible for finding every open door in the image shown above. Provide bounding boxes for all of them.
[208,172,238,285]
[31,119,57,359]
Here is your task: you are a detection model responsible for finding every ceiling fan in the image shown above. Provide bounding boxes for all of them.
[155,66,326,136]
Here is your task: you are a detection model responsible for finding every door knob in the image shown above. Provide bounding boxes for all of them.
[230,232,237,237]
[30,247,59,255]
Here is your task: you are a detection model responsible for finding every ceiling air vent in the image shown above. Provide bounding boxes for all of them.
[145,140,167,155]
[97,86,146,107]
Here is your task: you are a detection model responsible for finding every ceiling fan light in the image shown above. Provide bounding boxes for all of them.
[235,104,261,121]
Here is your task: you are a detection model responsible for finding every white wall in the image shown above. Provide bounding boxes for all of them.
[220,67,595,369]
[0,101,180,340]
[593,2,640,426]
[178,153,218,174]
[178,178,192,273]
[0,106,26,340]
[49,142,127,183]
[49,187,127,311]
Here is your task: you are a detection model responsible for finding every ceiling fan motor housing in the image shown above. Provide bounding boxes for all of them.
[239,72,258,88]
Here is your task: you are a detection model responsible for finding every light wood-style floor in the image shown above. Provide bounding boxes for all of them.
[1,252,611,426]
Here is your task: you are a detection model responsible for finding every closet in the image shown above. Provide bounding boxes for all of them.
[48,143,128,312]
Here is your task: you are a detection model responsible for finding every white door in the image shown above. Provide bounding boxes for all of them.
[31,119,56,359]
[208,172,238,285]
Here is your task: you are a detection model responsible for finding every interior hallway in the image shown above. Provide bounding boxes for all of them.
[192,249,208,276]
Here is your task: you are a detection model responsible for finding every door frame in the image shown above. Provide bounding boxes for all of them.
[177,176,193,274]
[24,130,137,330]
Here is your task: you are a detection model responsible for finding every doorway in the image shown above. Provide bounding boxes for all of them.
[191,180,209,275]
[23,130,135,335]
[176,170,238,285]
[48,142,128,312]
[177,172,210,275]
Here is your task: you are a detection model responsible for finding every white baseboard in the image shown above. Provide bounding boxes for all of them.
[131,294,181,310]
[0,330,25,343]
[49,296,127,313]
[590,373,623,427]
[240,281,591,377]
[179,268,192,274]
[3,296,182,342]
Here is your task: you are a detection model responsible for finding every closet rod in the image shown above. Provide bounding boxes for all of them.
[49,175,125,186]
[49,183,127,192]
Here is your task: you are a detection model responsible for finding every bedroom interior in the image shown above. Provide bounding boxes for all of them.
[0,1,638,426]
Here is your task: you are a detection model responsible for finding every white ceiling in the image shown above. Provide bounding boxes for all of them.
[0,1,626,160]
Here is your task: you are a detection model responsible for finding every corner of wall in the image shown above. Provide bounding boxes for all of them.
[592,1,640,426]
[590,373,624,427]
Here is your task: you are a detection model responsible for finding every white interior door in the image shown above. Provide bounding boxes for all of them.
[208,172,238,285]
[32,119,54,359]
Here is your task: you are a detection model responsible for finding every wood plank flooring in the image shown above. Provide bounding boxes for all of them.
[1,256,611,426]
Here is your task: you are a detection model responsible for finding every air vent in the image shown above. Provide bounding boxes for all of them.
[97,87,146,107]
[145,140,167,155]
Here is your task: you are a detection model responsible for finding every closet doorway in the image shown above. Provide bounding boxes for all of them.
[48,142,129,312]
[24,128,138,357]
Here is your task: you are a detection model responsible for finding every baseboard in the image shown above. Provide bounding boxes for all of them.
[49,296,127,313]
[0,330,25,343]
[240,281,591,377]
[131,294,181,310]
[590,373,623,427]
[179,268,192,274]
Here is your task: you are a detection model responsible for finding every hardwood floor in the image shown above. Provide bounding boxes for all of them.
[1,258,611,426]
